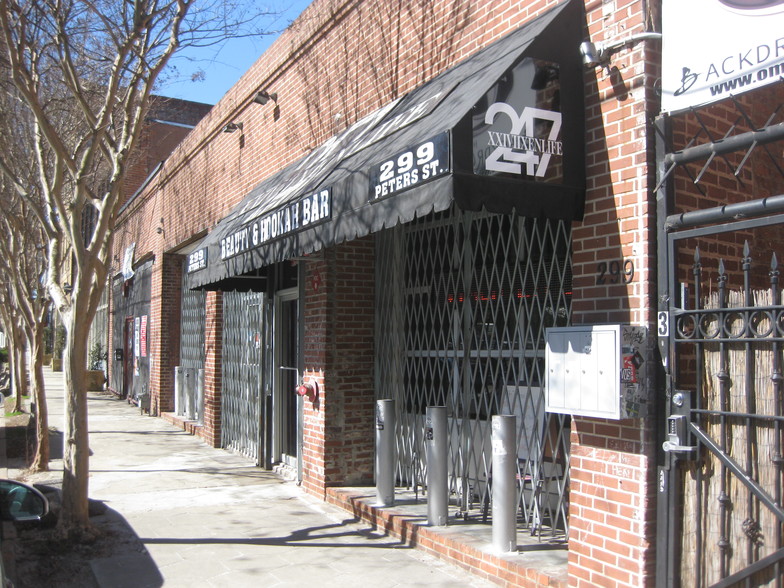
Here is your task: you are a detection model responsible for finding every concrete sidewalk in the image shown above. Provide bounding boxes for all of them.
[4,367,495,587]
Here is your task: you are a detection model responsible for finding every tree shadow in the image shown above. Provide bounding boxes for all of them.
[48,428,63,460]
[9,484,163,588]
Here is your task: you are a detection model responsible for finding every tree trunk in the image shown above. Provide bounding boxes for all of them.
[28,329,49,472]
[12,336,28,413]
[57,317,91,537]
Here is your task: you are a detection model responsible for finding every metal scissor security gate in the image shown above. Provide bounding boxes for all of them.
[656,88,784,588]
[376,206,572,537]
[222,291,266,460]
[179,277,206,422]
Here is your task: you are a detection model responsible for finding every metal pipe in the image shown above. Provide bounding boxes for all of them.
[375,399,396,507]
[174,366,183,416]
[426,406,448,526]
[197,368,205,424]
[665,123,784,166]
[184,368,195,420]
[492,415,517,553]
[665,194,784,232]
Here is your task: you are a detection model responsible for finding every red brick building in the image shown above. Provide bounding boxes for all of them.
[108,1,784,586]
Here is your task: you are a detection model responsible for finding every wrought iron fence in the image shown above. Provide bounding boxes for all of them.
[673,241,784,587]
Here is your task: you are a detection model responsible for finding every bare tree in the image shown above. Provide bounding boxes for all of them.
[0,289,27,412]
[0,196,52,470]
[0,53,55,471]
[0,0,276,538]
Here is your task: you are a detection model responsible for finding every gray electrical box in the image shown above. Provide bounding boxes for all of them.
[545,325,650,420]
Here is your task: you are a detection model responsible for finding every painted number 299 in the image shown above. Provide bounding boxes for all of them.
[597,259,635,285]
[378,142,435,182]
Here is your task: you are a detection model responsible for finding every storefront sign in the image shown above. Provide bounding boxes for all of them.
[481,105,562,177]
[662,0,784,112]
[369,132,450,201]
[134,317,140,358]
[140,315,148,357]
[220,188,331,260]
[187,248,207,273]
[473,58,564,181]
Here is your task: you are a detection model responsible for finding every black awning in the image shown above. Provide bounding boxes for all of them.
[188,0,584,290]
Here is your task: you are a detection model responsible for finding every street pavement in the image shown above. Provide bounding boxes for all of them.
[3,367,495,587]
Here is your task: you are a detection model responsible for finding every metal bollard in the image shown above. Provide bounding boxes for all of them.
[196,368,205,424]
[174,366,184,416]
[425,406,448,526]
[375,399,396,506]
[492,414,517,553]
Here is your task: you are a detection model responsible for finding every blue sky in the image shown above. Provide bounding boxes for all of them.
[159,1,311,105]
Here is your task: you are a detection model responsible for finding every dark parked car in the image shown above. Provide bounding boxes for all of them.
[0,479,50,587]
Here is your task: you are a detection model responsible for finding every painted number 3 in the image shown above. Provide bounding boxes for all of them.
[657,311,669,337]
[596,259,635,285]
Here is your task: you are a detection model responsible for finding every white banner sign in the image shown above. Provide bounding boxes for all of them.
[662,0,784,113]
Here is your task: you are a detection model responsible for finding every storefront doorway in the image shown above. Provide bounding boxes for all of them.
[123,316,134,398]
[274,288,300,475]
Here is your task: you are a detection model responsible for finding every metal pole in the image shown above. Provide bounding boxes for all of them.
[426,406,448,526]
[174,366,183,416]
[375,399,396,506]
[197,368,205,425]
[184,368,194,419]
[492,414,517,553]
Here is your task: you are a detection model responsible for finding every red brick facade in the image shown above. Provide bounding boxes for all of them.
[111,1,670,586]
[568,1,660,585]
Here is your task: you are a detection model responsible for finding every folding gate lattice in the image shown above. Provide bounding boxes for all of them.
[376,206,572,537]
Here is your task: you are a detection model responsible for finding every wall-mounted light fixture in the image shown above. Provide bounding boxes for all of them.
[253,90,278,105]
[223,122,243,133]
[580,32,662,69]
[156,217,164,235]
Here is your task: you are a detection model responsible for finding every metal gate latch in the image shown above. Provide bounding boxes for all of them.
[662,414,697,453]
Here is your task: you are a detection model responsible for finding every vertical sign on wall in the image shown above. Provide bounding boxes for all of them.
[140,315,148,357]
[134,317,141,376]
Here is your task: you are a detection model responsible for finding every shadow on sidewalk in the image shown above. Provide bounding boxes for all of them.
[10,484,163,588]
[138,517,411,550]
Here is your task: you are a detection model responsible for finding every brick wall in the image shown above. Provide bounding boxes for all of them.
[201,291,223,447]
[110,2,666,586]
[301,256,329,495]
[300,237,376,496]
[569,1,660,586]
[113,0,585,412]
[154,253,183,414]
[325,238,376,488]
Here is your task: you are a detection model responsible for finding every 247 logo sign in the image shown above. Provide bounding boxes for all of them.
[480,104,562,178]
